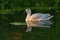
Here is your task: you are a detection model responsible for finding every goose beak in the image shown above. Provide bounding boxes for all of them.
[25,11,27,14]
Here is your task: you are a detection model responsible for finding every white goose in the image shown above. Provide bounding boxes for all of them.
[25,8,54,32]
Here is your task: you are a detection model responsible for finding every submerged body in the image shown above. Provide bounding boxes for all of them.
[25,8,54,32]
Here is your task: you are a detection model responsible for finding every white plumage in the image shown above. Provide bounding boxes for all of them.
[25,8,54,32]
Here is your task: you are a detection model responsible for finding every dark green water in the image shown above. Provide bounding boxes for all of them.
[0,10,59,40]
[0,0,60,40]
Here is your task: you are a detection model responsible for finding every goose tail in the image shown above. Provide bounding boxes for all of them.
[38,15,54,20]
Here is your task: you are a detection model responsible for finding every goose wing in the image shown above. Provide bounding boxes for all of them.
[29,13,50,21]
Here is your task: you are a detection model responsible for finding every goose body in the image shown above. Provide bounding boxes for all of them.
[25,8,54,32]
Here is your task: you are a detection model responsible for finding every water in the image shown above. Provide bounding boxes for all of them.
[0,9,59,40]
[10,20,52,28]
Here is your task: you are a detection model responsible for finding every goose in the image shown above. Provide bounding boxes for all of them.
[25,8,54,32]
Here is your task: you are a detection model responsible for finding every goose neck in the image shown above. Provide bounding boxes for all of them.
[27,13,31,17]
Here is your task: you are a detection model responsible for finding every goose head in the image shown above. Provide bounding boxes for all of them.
[25,8,31,14]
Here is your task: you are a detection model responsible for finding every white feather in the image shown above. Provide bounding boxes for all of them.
[25,8,54,32]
